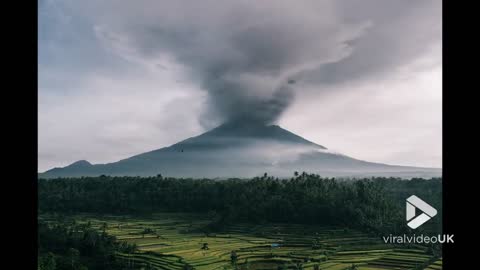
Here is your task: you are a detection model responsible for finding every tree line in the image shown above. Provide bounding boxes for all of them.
[38,173,442,235]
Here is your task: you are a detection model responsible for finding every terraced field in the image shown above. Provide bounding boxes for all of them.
[424,258,442,270]
[40,213,441,270]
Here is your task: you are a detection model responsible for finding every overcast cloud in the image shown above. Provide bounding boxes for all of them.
[38,0,441,172]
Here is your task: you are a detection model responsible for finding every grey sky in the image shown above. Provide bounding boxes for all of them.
[38,0,442,172]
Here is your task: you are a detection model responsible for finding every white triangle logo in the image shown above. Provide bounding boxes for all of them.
[406,195,437,229]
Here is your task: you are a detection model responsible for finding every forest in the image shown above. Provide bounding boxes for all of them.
[38,174,442,236]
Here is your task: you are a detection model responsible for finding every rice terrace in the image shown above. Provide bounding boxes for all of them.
[38,211,442,270]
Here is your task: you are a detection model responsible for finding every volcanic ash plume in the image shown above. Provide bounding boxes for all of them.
[97,0,372,125]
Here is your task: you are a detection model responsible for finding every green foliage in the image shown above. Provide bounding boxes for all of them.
[38,221,137,270]
[38,252,56,270]
[38,175,442,235]
[40,212,442,270]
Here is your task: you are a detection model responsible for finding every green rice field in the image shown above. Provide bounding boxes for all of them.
[39,213,441,270]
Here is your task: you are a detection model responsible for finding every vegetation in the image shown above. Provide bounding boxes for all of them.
[38,174,442,269]
[38,218,137,270]
[39,213,442,270]
[38,174,442,235]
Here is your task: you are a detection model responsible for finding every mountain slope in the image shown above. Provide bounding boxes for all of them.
[39,122,441,179]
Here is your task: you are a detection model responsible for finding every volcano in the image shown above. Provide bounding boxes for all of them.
[39,122,441,179]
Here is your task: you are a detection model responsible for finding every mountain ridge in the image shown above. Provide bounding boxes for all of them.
[39,122,441,179]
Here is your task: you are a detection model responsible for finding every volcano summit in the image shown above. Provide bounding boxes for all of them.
[39,122,441,179]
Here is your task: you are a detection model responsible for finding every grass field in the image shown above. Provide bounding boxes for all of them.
[39,213,441,270]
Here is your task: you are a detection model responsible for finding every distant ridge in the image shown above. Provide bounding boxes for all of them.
[39,122,441,179]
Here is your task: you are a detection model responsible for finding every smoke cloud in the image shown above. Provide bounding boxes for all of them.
[91,0,371,125]
[49,0,440,126]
